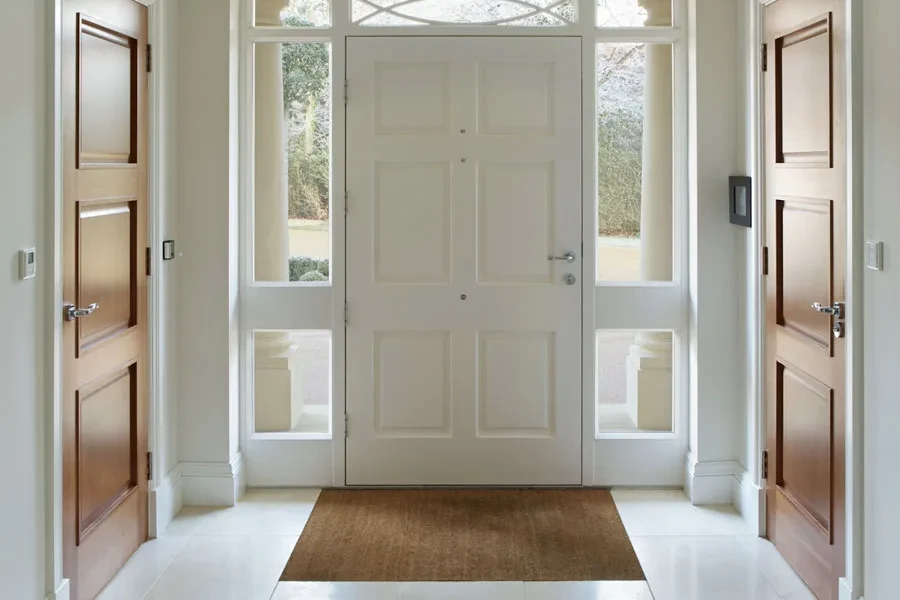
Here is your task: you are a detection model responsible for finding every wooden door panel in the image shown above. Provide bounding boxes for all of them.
[64,2,147,599]
[77,16,138,166]
[77,200,137,352]
[777,363,833,533]
[776,197,833,350]
[776,15,833,166]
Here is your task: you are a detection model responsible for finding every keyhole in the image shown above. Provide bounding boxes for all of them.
[460,294,467,300]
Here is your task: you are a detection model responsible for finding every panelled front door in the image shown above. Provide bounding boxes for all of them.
[346,38,583,486]
[62,1,149,598]
[764,1,846,599]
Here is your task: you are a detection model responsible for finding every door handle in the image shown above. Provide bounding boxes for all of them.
[811,302,844,320]
[64,303,99,322]
[548,251,577,264]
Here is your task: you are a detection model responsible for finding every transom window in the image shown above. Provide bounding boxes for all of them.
[351,0,577,26]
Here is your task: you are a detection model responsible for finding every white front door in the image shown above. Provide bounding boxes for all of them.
[346,37,582,485]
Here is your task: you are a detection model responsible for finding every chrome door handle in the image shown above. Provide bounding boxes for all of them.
[811,302,844,320]
[548,251,577,264]
[64,303,99,322]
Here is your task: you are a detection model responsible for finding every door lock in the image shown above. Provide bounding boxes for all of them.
[563,273,577,285]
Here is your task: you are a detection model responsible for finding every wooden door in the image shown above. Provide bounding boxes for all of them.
[764,1,846,599]
[346,37,582,485]
[62,1,149,598]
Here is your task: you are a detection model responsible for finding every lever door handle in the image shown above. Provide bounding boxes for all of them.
[64,303,99,322]
[811,302,844,320]
[548,251,577,264]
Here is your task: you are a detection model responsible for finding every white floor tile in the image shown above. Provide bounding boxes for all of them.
[398,582,526,600]
[97,535,191,600]
[631,535,781,600]
[525,581,653,600]
[612,489,753,536]
[161,506,220,537]
[142,535,298,600]
[193,489,320,536]
[271,582,401,600]
[737,535,817,600]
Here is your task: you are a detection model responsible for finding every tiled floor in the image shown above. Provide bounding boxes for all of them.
[97,488,815,600]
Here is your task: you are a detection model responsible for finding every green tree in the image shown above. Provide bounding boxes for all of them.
[280,14,331,221]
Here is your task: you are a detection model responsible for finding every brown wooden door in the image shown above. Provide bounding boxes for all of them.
[62,1,149,598]
[764,1,846,599]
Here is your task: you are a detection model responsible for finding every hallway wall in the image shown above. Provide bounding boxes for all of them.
[863,0,900,597]
[0,1,49,598]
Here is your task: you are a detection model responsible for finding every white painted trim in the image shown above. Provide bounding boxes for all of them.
[734,470,764,535]
[47,0,65,596]
[181,454,247,507]
[684,452,743,505]
[45,579,70,600]
[147,0,166,499]
[839,577,863,600]
[148,465,183,538]
[844,0,865,596]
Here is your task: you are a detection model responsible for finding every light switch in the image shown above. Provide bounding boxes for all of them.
[866,241,884,271]
[19,248,36,280]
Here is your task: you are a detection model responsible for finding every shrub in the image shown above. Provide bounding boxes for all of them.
[299,270,328,282]
[289,256,329,282]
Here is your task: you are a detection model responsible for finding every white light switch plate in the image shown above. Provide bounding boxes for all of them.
[866,241,884,271]
[19,248,36,280]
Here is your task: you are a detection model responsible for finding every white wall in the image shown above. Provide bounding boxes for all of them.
[176,0,241,469]
[687,0,749,499]
[0,1,49,598]
[863,0,900,597]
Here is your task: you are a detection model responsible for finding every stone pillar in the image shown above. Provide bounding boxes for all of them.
[253,0,304,432]
[627,0,674,431]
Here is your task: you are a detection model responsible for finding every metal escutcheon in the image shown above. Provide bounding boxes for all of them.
[833,322,844,339]
[563,273,577,286]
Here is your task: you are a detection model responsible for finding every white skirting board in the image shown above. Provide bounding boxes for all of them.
[149,464,184,537]
[181,453,247,507]
[684,452,745,505]
[46,579,70,600]
[839,578,863,600]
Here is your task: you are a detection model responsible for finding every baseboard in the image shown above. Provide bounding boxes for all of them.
[839,577,863,600]
[149,464,184,537]
[734,470,765,535]
[684,452,743,505]
[46,579,70,600]
[181,453,246,507]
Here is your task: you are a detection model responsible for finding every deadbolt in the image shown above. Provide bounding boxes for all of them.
[563,273,577,285]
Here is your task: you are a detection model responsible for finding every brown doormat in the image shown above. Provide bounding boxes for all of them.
[281,489,644,582]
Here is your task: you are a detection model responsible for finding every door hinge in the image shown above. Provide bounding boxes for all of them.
[344,414,349,438]
[761,43,768,72]
[344,302,349,326]
[146,247,152,276]
[147,44,152,73]
[761,246,769,276]
[343,80,349,105]
[147,451,153,480]
[762,449,769,480]
[344,190,349,217]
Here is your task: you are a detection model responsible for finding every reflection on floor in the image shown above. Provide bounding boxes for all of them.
[98,489,814,600]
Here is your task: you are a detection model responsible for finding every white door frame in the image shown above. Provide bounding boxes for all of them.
[239,0,690,489]
[46,0,165,597]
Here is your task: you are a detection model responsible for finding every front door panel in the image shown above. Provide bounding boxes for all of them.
[346,38,582,485]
